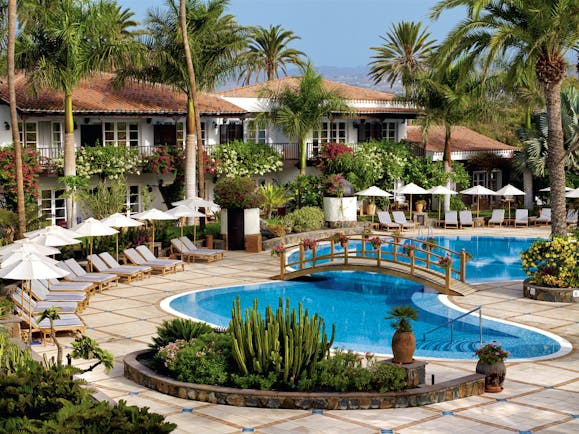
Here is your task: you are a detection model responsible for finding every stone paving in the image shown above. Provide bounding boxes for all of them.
[32,225,579,433]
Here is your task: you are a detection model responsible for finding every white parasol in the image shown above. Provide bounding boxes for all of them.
[132,208,177,253]
[25,225,82,239]
[539,186,573,192]
[72,218,119,269]
[28,231,81,248]
[396,182,428,218]
[166,205,205,239]
[355,186,392,221]
[0,240,60,257]
[460,185,497,218]
[172,197,220,213]
[565,187,579,198]
[494,184,525,218]
[428,185,458,221]
[101,213,144,261]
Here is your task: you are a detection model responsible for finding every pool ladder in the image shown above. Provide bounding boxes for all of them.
[422,306,483,344]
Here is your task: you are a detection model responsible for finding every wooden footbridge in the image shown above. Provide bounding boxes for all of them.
[273,233,476,296]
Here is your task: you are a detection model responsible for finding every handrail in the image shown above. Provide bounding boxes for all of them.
[422,306,482,344]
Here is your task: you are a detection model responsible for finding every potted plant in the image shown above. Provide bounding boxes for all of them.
[475,341,509,392]
[322,174,357,224]
[271,244,286,258]
[385,305,418,364]
[402,242,417,257]
[369,236,383,250]
[302,238,316,252]
[415,199,426,213]
[361,227,372,240]
[333,232,349,248]
[437,255,452,269]
[422,237,436,250]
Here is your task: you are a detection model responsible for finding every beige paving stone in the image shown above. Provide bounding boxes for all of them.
[397,415,513,433]
[510,388,579,414]
[327,407,437,427]
[536,418,579,433]
[506,363,579,386]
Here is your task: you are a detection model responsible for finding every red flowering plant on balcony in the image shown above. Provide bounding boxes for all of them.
[214,176,264,209]
[315,142,354,174]
[142,146,182,175]
[203,151,219,176]
[0,146,41,208]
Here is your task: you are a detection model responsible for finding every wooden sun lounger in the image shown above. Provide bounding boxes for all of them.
[11,287,80,314]
[87,254,144,282]
[179,236,225,257]
[30,281,88,310]
[15,306,85,346]
[61,259,120,290]
[135,245,185,271]
[170,238,223,263]
[124,248,176,275]
[99,252,152,279]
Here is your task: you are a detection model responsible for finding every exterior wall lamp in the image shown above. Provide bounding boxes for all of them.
[4,121,10,130]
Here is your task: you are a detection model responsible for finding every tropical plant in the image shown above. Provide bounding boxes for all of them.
[238,24,307,84]
[214,176,263,209]
[67,335,114,374]
[142,146,181,175]
[369,21,436,97]
[211,141,283,178]
[258,183,293,218]
[37,307,63,365]
[16,0,144,226]
[77,178,129,219]
[285,175,323,210]
[475,341,509,365]
[385,305,418,333]
[150,318,214,351]
[229,297,335,389]
[0,329,32,374]
[257,63,351,174]
[431,0,579,235]
[520,236,579,287]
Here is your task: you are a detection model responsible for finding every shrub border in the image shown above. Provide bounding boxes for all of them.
[124,350,485,410]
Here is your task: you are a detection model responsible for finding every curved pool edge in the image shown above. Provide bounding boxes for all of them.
[440,295,573,361]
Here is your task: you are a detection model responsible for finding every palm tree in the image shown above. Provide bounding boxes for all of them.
[126,0,246,200]
[16,0,144,227]
[431,0,579,234]
[38,307,63,365]
[239,24,307,84]
[7,0,26,238]
[369,21,436,97]
[258,63,351,175]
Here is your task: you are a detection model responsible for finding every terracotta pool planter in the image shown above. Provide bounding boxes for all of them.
[391,330,416,364]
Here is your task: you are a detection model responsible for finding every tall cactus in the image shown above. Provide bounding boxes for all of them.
[229,296,335,387]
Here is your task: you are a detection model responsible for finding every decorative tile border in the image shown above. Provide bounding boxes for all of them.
[124,350,485,410]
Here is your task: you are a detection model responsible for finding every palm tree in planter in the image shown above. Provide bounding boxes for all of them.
[385,305,419,364]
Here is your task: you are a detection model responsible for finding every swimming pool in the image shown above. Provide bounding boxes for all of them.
[288,235,538,283]
[162,236,571,361]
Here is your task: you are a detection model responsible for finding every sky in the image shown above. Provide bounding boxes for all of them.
[118,0,464,68]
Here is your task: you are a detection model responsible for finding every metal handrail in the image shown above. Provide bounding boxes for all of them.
[422,306,482,344]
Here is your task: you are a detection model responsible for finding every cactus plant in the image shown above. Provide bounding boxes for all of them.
[229,297,335,387]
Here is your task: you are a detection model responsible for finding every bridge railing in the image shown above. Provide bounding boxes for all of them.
[278,233,469,291]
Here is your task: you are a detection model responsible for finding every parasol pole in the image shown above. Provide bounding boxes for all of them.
[477,194,480,218]
[150,220,155,254]
[27,279,32,346]
[180,217,185,238]
[115,231,119,262]
[438,195,442,222]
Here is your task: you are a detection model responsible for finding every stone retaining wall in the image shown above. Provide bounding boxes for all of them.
[124,350,485,410]
[523,279,578,303]
[262,226,363,252]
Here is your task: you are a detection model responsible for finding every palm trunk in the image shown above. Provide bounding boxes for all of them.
[523,170,533,209]
[8,0,25,238]
[299,137,307,175]
[195,108,204,198]
[63,94,76,227]
[181,0,198,201]
[443,124,452,212]
[544,81,566,235]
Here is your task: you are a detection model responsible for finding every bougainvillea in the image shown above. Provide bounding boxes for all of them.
[315,142,354,173]
[142,146,181,175]
[213,176,264,209]
[0,146,41,209]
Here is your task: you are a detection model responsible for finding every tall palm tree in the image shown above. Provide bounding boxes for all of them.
[7,0,25,238]
[239,24,307,84]
[125,0,246,200]
[431,0,579,234]
[369,21,436,97]
[258,63,351,175]
[16,0,144,227]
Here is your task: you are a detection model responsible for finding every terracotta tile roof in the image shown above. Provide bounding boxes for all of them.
[218,76,397,101]
[0,72,245,115]
[406,125,516,153]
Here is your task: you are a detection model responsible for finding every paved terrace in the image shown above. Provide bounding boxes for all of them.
[32,225,579,434]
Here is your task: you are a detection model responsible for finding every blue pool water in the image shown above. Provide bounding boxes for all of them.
[165,236,569,360]
[288,235,536,283]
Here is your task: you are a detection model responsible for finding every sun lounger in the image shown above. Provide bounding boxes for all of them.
[534,208,551,225]
[61,258,119,290]
[567,209,578,228]
[444,211,459,229]
[124,248,176,275]
[135,245,185,271]
[377,211,400,230]
[87,254,145,282]
[179,236,225,257]
[170,238,223,263]
[10,287,80,314]
[391,211,417,230]
[98,252,152,278]
[514,209,529,227]
[487,209,505,227]
[15,306,85,345]
[459,210,474,229]
[42,277,94,295]
[30,280,88,310]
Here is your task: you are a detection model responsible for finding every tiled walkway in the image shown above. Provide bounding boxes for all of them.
[33,226,578,433]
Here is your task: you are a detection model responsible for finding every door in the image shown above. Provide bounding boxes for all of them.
[154,124,177,147]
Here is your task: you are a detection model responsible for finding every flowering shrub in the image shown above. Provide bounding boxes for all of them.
[271,244,286,257]
[142,146,181,175]
[214,176,263,209]
[0,146,40,208]
[369,236,383,249]
[475,342,509,365]
[203,151,219,176]
[402,242,417,255]
[302,238,316,251]
[55,146,142,179]
[315,142,354,173]
[323,174,347,197]
[520,236,578,288]
[437,255,452,269]
[210,141,283,178]
[156,339,187,369]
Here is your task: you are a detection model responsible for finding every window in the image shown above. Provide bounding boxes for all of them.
[381,122,397,141]
[312,121,347,145]
[247,121,266,144]
[200,122,206,146]
[104,121,139,147]
[473,170,486,187]
[18,122,37,147]
[52,122,63,147]
[177,122,185,147]
[127,185,140,213]
[40,189,66,226]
